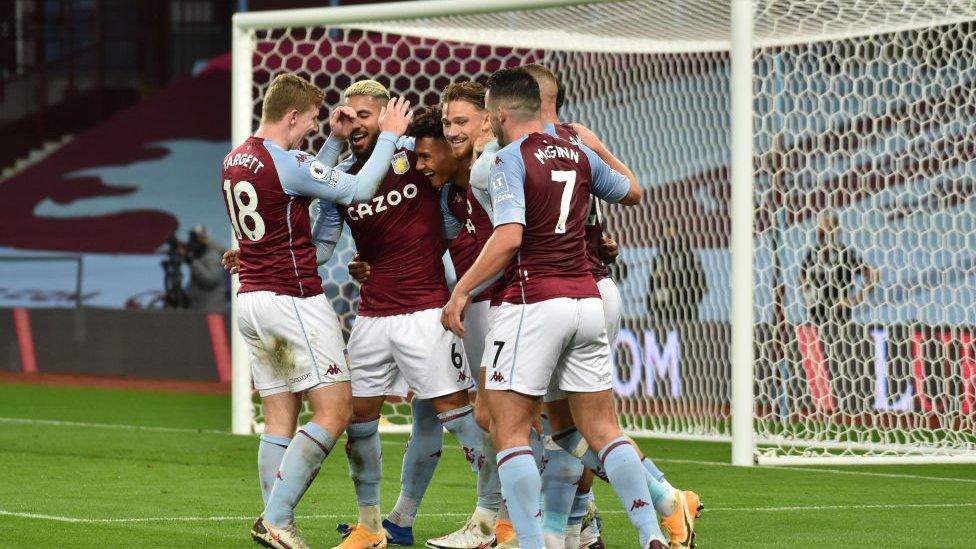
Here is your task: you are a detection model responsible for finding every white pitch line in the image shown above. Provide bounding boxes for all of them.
[650,457,976,484]
[4,503,975,524]
[3,417,975,485]
[0,417,234,436]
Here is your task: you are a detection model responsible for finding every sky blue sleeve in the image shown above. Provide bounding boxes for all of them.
[583,145,630,204]
[489,145,527,227]
[310,199,343,265]
[469,139,500,191]
[316,135,345,167]
[440,186,463,240]
[269,132,397,205]
[397,135,416,152]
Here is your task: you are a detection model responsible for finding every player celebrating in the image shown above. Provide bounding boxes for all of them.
[340,93,503,549]
[424,81,507,549]
[469,64,702,549]
[314,80,486,549]
[338,105,471,546]
[222,73,411,549]
[442,67,664,548]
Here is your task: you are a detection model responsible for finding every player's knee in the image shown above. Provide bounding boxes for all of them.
[474,397,492,431]
[431,389,470,413]
[263,417,298,438]
[576,420,622,453]
[351,395,384,422]
[544,401,575,433]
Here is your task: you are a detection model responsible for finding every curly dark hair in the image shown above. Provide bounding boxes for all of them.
[406,105,444,139]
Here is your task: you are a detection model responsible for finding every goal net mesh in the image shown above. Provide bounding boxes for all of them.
[243,0,976,461]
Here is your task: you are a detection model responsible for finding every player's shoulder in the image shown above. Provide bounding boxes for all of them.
[496,135,532,162]
[224,136,263,160]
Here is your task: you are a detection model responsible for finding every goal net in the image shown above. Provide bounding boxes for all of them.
[232,0,976,464]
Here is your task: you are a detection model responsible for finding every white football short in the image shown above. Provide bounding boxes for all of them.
[544,278,622,402]
[484,297,611,397]
[236,291,350,398]
[597,277,622,345]
[348,307,473,399]
[463,300,491,382]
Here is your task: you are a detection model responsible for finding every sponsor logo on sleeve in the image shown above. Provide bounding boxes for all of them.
[329,170,339,188]
[492,172,509,192]
[492,172,515,203]
[309,160,327,180]
[391,151,410,175]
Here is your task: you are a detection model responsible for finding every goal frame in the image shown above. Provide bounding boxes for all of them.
[228,0,976,466]
[226,0,760,466]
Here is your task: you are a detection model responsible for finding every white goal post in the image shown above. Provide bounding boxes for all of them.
[230,0,976,466]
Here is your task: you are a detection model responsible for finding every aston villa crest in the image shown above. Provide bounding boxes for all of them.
[391,151,410,175]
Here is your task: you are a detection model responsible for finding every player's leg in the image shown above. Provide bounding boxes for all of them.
[385,397,442,536]
[259,392,302,504]
[426,301,502,549]
[263,381,352,527]
[484,300,572,549]
[570,472,600,549]
[561,298,665,548]
[244,292,353,549]
[338,315,402,548]
[539,409,583,545]
[391,308,484,473]
[236,292,298,506]
[593,278,695,547]
[489,389,544,549]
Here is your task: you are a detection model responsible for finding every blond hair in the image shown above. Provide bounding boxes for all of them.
[520,63,563,111]
[343,79,391,102]
[261,73,325,123]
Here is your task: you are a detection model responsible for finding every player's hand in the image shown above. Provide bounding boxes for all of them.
[598,235,619,264]
[570,123,606,152]
[348,253,371,282]
[221,249,240,274]
[378,96,413,137]
[328,106,357,140]
[441,290,471,337]
[473,136,495,156]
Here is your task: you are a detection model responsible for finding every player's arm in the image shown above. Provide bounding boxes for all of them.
[276,97,412,204]
[583,145,642,206]
[570,123,638,196]
[441,148,525,336]
[440,186,463,242]
[469,138,500,192]
[317,106,356,167]
[310,199,343,265]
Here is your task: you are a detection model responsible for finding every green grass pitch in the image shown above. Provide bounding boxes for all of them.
[0,382,974,548]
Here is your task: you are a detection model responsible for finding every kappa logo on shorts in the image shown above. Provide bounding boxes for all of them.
[490,371,505,382]
[325,363,341,376]
[457,371,468,382]
[630,499,650,511]
[391,151,410,174]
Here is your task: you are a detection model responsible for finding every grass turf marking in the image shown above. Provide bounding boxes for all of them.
[4,416,975,486]
[3,503,976,524]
